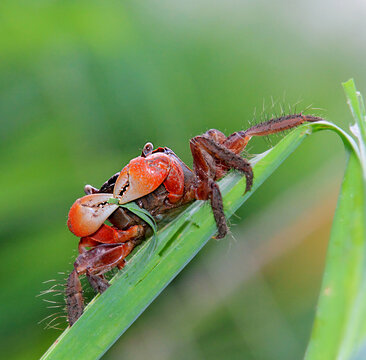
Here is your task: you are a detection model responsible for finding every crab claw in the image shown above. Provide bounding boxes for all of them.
[113,155,171,203]
[67,194,118,237]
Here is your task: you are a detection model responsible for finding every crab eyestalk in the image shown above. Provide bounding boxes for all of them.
[67,193,118,237]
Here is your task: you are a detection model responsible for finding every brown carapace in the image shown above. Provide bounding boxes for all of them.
[66,113,322,325]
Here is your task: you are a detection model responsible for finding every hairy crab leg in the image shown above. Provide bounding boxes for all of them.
[190,139,229,238]
[86,273,110,295]
[223,114,322,154]
[193,135,253,191]
[65,270,84,326]
[66,241,139,325]
[189,115,323,238]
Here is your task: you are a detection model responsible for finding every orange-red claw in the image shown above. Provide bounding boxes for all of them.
[67,193,118,237]
[113,155,171,203]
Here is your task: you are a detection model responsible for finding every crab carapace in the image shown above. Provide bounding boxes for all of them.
[66,114,322,325]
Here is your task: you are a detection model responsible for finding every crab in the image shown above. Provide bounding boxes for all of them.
[65,113,322,326]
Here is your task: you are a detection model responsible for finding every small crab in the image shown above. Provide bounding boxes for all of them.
[66,114,322,325]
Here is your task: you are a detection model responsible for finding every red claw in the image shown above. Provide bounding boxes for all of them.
[113,154,171,203]
[67,194,118,237]
[113,153,185,204]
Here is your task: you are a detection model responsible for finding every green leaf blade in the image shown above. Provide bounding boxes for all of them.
[305,150,365,360]
[119,201,158,253]
[343,79,366,173]
[306,80,366,360]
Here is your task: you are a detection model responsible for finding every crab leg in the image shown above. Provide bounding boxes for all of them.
[192,135,253,191]
[75,243,137,275]
[65,270,84,326]
[66,240,139,325]
[189,114,323,239]
[78,237,100,254]
[223,114,322,154]
[86,273,110,295]
[78,224,145,253]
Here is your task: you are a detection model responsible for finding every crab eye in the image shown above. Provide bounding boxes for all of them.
[142,142,154,157]
[84,184,99,195]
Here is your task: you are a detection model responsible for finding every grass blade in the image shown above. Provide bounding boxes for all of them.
[306,81,366,360]
[305,150,365,360]
[343,79,366,173]
[41,121,359,360]
[119,201,158,254]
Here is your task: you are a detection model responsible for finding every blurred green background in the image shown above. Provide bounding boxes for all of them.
[1,0,365,359]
